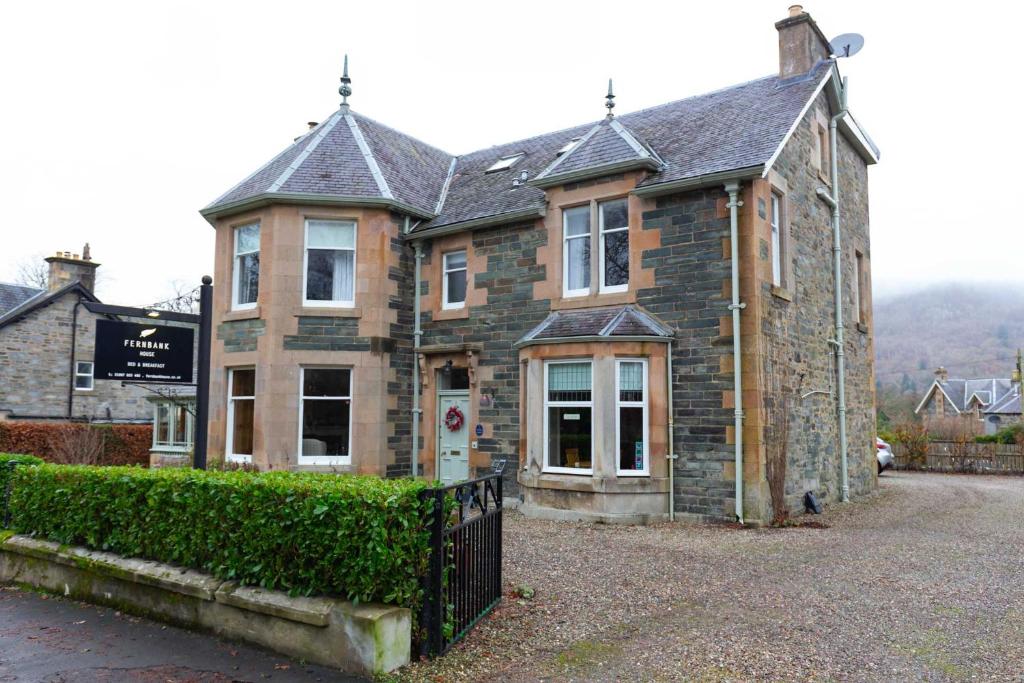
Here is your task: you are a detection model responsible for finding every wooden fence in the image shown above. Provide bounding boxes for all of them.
[892,441,1024,474]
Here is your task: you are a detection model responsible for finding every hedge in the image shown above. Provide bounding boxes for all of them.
[0,454,44,497]
[7,465,434,607]
[0,422,151,466]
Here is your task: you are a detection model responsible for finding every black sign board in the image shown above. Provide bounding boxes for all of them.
[94,319,195,384]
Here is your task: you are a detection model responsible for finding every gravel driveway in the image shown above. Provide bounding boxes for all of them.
[396,472,1024,682]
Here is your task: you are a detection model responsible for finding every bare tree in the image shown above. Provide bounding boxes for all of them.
[14,254,48,289]
[147,280,200,314]
[47,425,105,465]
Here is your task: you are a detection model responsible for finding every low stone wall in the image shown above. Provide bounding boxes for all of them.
[0,534,410,675]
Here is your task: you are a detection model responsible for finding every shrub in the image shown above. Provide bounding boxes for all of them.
[8,466,434,607]
[0,454,44,500]
[0,422,151,467]
[975,423,1024,445]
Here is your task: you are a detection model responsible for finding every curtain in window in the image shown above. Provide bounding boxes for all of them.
[619,362,643,391]
[307,221,355,303]
[548,363,591,391]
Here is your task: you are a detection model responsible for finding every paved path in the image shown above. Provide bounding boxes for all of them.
[0,587,362,682]
[398,472,1024,681]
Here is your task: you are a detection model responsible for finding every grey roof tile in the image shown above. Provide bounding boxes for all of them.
[0,282,44,317]
[518,305,673,345]
[938,378,1018,414]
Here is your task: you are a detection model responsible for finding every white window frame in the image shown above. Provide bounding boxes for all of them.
[441,250,467,310]
[615,359,649,477]
[226,367,255,463]
[74,361,94,391]
[598,198,629,294]
[232,223,260,311]
[562,206,591,298]
[297,366,353,466]
[152,401,194,451]
[770,193,782,287]
[542,360,594,475]
[302,219,357,308]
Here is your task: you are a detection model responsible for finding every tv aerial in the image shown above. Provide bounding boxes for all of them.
[829,33,864,58]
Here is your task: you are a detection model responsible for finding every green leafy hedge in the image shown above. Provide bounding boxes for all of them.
[7,465,433,607]
[0,454,44,495]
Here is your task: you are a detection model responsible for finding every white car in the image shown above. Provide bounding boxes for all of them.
[877,437,894,473]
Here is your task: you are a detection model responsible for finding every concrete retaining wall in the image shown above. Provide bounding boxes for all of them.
[0,534,410,675]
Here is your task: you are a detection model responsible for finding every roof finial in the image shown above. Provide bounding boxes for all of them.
[605,78,615,118]
[339,54,352,111]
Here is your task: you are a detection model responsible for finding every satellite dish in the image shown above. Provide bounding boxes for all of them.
[829,33,864,58]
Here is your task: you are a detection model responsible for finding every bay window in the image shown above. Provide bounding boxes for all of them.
[226,368,255,463]
[544,361,593,473]
[442,250,467,309]
[562,206,591,297]
[299,368,352,464]
[304,219,356,306]
[616,360,648,475]
[232,223,260,309]
[599,199,629,292]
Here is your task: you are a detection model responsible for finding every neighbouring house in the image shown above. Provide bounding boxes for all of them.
[201,6,879,523]
[0,250,196,464]
[915,366,1022,436]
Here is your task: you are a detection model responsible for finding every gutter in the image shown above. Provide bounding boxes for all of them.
[724,181,745,524]
[632,166,763,198]
[513,334,672,350]
[200,193,435,225]
[406,207,547,242]
[816,73,850,502]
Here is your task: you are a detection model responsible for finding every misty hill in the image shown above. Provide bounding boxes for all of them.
[874,284,1024,400]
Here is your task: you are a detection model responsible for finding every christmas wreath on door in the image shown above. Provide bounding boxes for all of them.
[444,405,464,432]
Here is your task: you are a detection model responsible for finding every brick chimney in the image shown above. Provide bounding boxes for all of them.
[775,5,832,79]
[45,244,99,293]
[935,366,949,382]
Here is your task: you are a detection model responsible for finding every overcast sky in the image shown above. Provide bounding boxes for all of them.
[1,0,1020,305]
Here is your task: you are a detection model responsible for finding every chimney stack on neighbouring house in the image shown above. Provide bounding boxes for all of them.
[775,5,833,79]
[45,244,99,293]
[935,366,949,382]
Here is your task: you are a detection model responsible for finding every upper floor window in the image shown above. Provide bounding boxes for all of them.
[599,198,629,293]
[563,206,591,297]
[770,193,782,287]
[74,361,94,391]
[817,123,830,172]
[232,223,260,310]
[854,250,867,324]
[442,250,467,310]
[304,220,356,307]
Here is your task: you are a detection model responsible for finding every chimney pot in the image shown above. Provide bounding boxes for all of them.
[935,366,949,381]
[789,4,804,17]
[307,121,319,130]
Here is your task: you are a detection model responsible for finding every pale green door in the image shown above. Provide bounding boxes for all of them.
[438,391,470,485]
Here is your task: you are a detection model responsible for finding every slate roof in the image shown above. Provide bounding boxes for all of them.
[920,378,1020,415]
[205,62,845,230]
[516,305,673,346]
[0,282,98,330]
[0,282,44,317]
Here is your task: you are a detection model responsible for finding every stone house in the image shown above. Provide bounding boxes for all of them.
[915,366,1022,436]
[201,6,879,523]
[0,251,196,461]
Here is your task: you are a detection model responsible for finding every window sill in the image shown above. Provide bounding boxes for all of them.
[856,322,869,334]
[818,170,832,186]
[770,285,793,302]
[551,289,636,310]
[433,306,469,321]
[295,306,361,318]
[223,307,261,322]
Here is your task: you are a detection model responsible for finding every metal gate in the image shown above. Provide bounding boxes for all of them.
[418,473,503,657]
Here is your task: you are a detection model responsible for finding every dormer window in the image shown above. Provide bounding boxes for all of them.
[485,154,523,173]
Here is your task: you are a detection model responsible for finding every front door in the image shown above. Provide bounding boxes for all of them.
[438,391,470,485]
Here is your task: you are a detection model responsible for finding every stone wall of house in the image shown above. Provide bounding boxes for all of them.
[0,292,154,421]
[386,219,416,478]
[760,89,876,514]
[638,189,737,520]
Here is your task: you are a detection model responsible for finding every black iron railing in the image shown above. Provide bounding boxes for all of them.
[418,472,503,657]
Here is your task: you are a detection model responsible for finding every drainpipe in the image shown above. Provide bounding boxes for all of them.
[411,241,424,478]
[66,299,83,419]
[815,75,850,502]
[725,181,745,524]
[666,340,675,521]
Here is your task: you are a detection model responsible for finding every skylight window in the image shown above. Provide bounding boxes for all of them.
[485,154,523,173]
[557,138,581,155]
